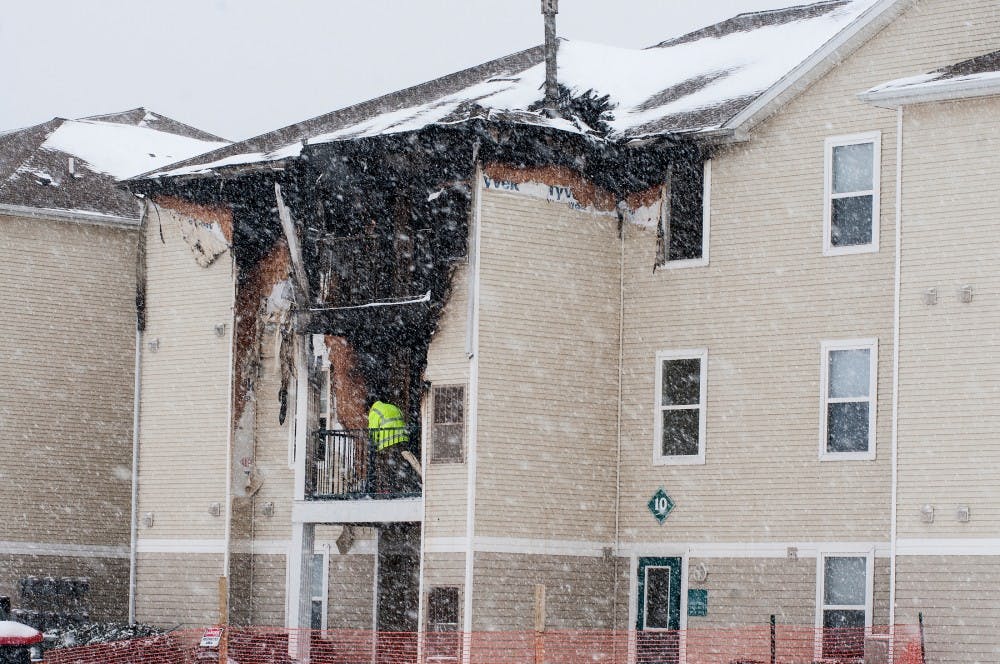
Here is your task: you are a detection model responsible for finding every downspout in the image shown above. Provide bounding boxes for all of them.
[462,161,483,655]
[613,202,626,629]
[128,199,149,624]
[889,105,903,634]
[128,327,142,624]
[223,273,236,597]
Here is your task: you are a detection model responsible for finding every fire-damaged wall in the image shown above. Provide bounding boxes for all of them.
[134,197,235,627]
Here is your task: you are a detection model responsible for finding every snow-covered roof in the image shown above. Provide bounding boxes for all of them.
[861,49,1000,107]
[147,0,879,180]
[0,108,228,221]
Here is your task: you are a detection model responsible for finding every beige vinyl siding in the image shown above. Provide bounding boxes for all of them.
[422,552,466,631]
[327,553,375,629]
[138,204,234,539]
[895,556,1000,663]
[0,213,135,546]
[250,327,295,541]
[422,551,465,590]
[476,190,619,542]
[686,557,816,628]
[249,553,286,626]
[229,551,253,624]
[619,0,1000,544]
[0,553,129,622]
[134,551,224,627]
[471,552,619,631]
[424,264,470,539]
[683,556,888,629]
[896,97,1000,538]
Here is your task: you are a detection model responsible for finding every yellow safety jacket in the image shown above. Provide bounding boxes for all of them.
[368,401,410,451]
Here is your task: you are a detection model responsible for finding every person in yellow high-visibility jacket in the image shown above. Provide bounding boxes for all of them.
[368,398,416,493]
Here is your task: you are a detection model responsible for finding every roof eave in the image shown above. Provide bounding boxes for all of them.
[720,0,912,139]
[0,202,140,228]
[859,77,1000,108]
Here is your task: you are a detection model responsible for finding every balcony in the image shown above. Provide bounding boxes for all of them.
[308,428,422,501]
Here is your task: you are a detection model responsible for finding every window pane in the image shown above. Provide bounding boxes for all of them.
[662,409,700,456]
[824,556,866,605]
[428,587,460,626]
[668,159,705,262]
[661,358,701,406]
[645,568,673,629]
[832,142,874,193]
[310,599,323,631]
[312,554,325,595]
[829,349,870,398]
[827,402,869,453]
[831,195,873,246]
[432,386,465,464]
[434,386,464,424]
[823,610,865,659]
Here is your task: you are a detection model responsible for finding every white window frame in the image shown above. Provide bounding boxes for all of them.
[312,544,330,631]
[663,159,711,269]
[823,132,881,256]
[814,549,874,658]
[819,338,878,461]
[654,349,707,465]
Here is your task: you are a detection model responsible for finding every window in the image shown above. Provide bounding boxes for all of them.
[817,553,872,660]
[824,132,881,255]
[431,385,465,464]
[658,158,710,268]
[310,550,328,630]
[654,350,707,465]
[426,587,460,661]
[820,339,877,460]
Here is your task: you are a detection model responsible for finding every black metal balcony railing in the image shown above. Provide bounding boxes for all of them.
[309,428,421,500]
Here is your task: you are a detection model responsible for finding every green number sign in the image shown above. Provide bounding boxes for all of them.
[648,487,675,524]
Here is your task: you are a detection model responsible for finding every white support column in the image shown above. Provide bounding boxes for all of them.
[293,335,310,501]
[287,521,316,661]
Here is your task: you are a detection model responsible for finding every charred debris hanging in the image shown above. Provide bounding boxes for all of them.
[128,116,708,427]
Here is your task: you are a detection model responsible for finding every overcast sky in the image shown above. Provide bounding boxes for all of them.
[3,0,800,141]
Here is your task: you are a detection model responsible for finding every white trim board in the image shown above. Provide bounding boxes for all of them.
[135,538,226,554]
[291,497,422,524]
[0,541,129,559]
[620,541,891,558]
[425,537,892,558]
[896,538,1000,556]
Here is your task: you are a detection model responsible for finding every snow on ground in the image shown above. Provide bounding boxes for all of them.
[41,120,228,180]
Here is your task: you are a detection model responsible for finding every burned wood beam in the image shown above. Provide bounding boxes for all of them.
[274,182,311,307]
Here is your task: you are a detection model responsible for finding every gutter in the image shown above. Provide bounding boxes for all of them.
[128,333,142,622]
[0,203,139,229]
[127,200,149,624]
[859,76,1000,109]
[888,105,903,633]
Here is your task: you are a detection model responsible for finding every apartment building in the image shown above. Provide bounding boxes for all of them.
[125,1,1000,662]
[0,110,226,625]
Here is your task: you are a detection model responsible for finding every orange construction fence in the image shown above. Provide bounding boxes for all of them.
[43,625,924,664]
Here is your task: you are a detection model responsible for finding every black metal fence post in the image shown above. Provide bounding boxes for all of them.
[918,612,926,664]
[770,614,776,664]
